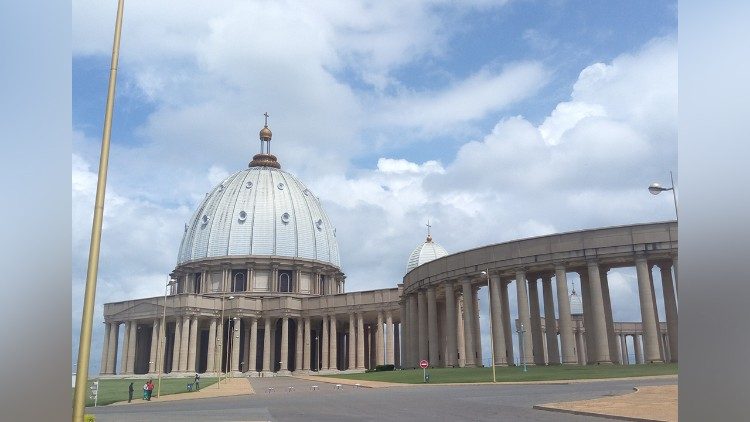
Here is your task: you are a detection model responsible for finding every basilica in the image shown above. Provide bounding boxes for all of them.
[100,118,678,377]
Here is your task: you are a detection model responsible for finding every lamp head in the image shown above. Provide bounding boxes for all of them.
[481,270,487,276]
[649,183,665,195]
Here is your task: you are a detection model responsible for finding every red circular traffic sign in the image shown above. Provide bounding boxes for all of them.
[419,359,429,369]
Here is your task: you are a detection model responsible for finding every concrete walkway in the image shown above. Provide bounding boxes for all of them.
[534,384,677,422]
[110,377,254,405]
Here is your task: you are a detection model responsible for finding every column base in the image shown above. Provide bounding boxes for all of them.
[276,370,292,376]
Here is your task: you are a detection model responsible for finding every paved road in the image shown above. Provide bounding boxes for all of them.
[88,376,675,421]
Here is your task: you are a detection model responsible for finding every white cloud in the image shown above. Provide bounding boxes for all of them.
[374,62,549,133]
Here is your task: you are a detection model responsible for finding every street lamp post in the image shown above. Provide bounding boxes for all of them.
[649,170,678,220]
[517,323,527,372]
[223,296,235,383]
[72,1,125,420]
[480,270,496,383]
[156,277,171,398]
[314,335,319,371]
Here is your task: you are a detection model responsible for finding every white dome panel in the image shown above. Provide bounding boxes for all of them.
[406,238,448,273]
[178,167,340,268]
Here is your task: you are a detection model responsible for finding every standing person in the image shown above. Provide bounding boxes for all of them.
[146,379,154,401]
[142,381,148,400]
[194,373,200,391]
[128,382,134,403]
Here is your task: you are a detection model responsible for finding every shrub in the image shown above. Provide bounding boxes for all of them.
[374,364,395,372]
[84,415,95,422]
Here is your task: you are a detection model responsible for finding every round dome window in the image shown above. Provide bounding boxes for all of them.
[246,181,253,189]
[281,212,291,224]
[316,219,323,230]
[238,210,247,222]
[277,183,285,190]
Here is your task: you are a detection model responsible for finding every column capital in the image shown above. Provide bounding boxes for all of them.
[585,258,600,267]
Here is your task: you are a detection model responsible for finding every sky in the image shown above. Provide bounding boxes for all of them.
[72,0,677,373]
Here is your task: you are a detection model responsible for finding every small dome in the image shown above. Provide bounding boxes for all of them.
[569,288,583,315]
[406,236,448,273]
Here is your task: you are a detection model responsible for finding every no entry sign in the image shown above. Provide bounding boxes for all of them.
[419,359,429,369]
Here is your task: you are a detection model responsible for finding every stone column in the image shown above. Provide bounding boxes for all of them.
[106,322,119,374]
[242,322,250,372]
[659,262,678,363]
[673,256,678,295]
[178,315,190,371]
[170,319,180,373]
[280,317,289,372]
[515,270,534,365]
[386,310,394,365]
[187,316,198,373]
[229,318,240,372]
[579,271,594,364]
[206,318,216,373]
[489,275,507,365]
[634,334,644,364]
[585,261,611,364]
[126,321,137,374]
[575,329,586,365]
[321,315,329,370]
[303,317,311,371]
[100,323,111,375]
[600,269,619,364]
[394,323,401,367]
[348,314,356,369]
[148,319,159,373]
[408,294,419,367]
[500,281,514,365]
[356,313,365,369]
[121,321,131,374]
[263,318,272,372]
[461,280,476,366]
[377,311,385,365]
[527,277,545,365]
[215,318,224,372]
[400,300,408,368]
[635,257,663,363]
[648,269,665,360]
[444,281,458,367]
[295,318,303,371]
[542,275,560,365]
[554,266,576,364]
[417,290,428,361]
[620,334,629,364]
[472,286,482,366]
[426,288,439,365]
[329,315,338,370]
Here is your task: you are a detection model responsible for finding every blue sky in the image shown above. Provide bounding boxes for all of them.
[73,0,677,372]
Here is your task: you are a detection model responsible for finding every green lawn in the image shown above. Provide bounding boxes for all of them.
[79,376,219,407]
[322,364,678,384]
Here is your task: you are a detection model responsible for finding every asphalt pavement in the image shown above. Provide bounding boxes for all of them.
[88,376,676,422]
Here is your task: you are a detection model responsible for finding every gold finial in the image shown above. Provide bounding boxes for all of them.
[250,112,281,168]
[426,219,432,242]
[259,112,272,142]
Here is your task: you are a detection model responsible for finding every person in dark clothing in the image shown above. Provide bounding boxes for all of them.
[194,373,200,391]
[128,382,134,403]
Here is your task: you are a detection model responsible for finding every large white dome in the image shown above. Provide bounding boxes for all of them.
[177,166,340,268]
[406,236,448,273]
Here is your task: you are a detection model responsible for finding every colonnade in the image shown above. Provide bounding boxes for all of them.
[401,256,678,368]
[101,310,401,376]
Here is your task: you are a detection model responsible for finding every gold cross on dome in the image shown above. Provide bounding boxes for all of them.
[263,112,269,127]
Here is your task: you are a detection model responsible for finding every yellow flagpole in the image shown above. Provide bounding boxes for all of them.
[72,1,125,420]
